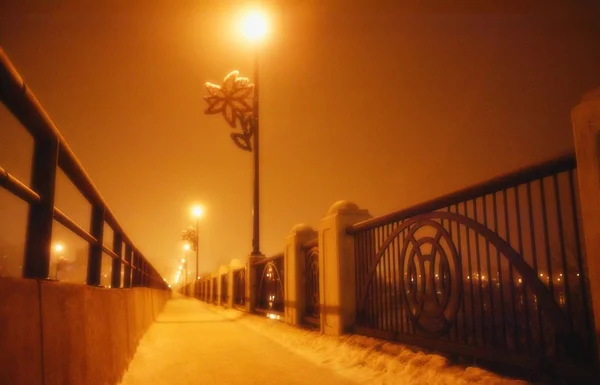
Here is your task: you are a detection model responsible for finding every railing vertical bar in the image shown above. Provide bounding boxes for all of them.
[23,138,58,279]
[553,174,573,328]
[365,230,373,328]
[354,231,365,325]
[355,232,361,324]
[399,221,405,334]
[540,178,554,295]
[132,251,138,286]
[379,225,386,330]
[111,231,123,288]
[482,195,496,348]
[492,192,507,350]
[514,185,532,354]
[464,201,477,344]
[503,188,519,353]
[404,225,412,334]
[473,198,486,346]
[87,205,104,286]
[376,227,384,331]
[361,231,368,324]
[390,221,399,334]
[456,203,467,345]
[526,181,545,354]
[448,205,460,343]
[124,244,132,287]
[384,224,392,331]
[371,228,378,329]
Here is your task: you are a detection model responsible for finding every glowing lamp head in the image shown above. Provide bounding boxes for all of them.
[54,244,64,253]
[183,244,191,251]
[181,258,186,263]
[241,10,268,42]
[192,205,204,218]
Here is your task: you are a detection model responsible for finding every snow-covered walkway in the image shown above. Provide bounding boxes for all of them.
[119,295,353,385]
[120,295,526,385]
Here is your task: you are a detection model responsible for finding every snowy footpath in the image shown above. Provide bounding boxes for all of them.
[119,295,527,385]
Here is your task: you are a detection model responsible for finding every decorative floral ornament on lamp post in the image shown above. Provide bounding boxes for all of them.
[204,70,255,151]
[181,226,198,252]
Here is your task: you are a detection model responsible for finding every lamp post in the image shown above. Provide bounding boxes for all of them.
[181,258,187,291]
[53,243,63,280]
[204,10,268,257]
[192,205,203,281]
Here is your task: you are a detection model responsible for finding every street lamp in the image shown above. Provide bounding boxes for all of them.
[204,9,268,257]
[180,258,187,288]
[52,243,65,280]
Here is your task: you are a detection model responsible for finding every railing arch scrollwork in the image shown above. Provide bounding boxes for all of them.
[359,212,571,337]
[304,242,320,322]
[254,254,284,314]
[351,153,595,370]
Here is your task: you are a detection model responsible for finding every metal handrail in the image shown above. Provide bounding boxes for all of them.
[347,151,576,234]
[0,166,41,204]
[0,47,166,289]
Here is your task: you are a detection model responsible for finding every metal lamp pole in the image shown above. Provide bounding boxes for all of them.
[204,10,267,258]
[195,217,199,295]
[251,49,261,256]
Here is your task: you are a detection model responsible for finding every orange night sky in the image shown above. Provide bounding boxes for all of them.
[1,1,599,283]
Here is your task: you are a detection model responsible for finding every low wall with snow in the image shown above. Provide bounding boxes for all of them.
[0,277,170,385]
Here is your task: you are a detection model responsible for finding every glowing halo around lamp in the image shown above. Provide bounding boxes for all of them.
[240,10,268,42]
[192,205,204,218]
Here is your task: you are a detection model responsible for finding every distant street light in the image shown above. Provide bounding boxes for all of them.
[52,243,65,280]
[192,205,203,282]
[204,9,268,257]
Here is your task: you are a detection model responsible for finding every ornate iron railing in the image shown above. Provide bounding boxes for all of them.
[302,239,320,325]
[212,277,218,304]
[0,48,166,289]
[233,268,246,307]
[204,279,210,302]
[221,273,228,306]
[348,152,595,372]
[253,253,284,314]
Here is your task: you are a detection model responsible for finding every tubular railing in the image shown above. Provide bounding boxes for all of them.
[0,48,167,290]
[252,253,284,315]
[348,152,595,370]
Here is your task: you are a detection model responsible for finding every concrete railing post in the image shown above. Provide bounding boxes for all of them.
[572,87,600,354]
[317,200,371,336]
[284,224,317,326]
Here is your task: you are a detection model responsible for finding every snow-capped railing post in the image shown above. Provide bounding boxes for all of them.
[571,86,600,358]
[284,224,317,326]
[317,201,371,336]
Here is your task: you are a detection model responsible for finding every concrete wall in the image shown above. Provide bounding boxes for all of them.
[0,277,170,385]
